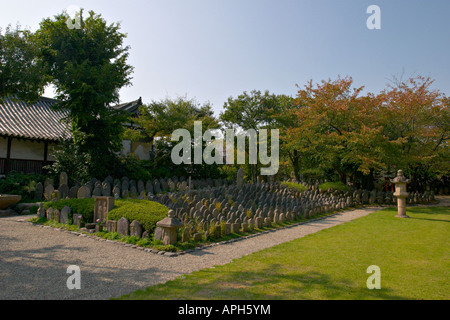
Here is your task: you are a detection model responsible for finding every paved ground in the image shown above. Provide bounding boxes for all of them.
[0,197,448,300]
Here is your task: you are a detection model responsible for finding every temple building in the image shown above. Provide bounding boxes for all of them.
[0,96,151,176]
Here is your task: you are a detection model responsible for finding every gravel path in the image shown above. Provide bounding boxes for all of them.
[0,197,448,300]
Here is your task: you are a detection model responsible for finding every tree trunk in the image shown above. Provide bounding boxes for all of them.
[288,150,301,182]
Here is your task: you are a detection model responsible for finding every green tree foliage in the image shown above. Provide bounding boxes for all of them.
[0,25,47,102]
[126,96,222,178]
[44,139,91,184]
[273,75,449,191]
[379,76,449,191]
[221,90,281,131]
[220,90,285,182]
[37,9,133,178]
[128,96,218,142]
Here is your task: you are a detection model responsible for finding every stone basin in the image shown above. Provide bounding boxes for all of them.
[0,195,22,210]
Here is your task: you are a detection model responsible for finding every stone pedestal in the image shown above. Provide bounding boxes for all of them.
[391,170,410,219]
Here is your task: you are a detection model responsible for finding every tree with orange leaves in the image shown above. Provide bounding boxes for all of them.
[379,76,449,191]
[275,75,448,191]
[285,76,387,188]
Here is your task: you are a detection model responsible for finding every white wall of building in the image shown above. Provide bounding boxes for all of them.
[10,139,45,161]
[3,138,148,162]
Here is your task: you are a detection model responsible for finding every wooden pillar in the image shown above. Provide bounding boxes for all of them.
[43,141,49,174]
[44,141,49,162]
[5,137,12,174]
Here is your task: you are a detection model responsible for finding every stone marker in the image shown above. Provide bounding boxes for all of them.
[182,227,191,242]
[53,209,60,223]
[223,223,231,236]
[44,178,53,189]
[215,223,222,238]
[102,181,112,197]
[255,217,263,229]
[77,186,90,199]
[92,186,102,197]
[59,184,69,200]
[231,223,240,233]
[46,207,54,220]
[193,233,203,242]
[154,227,163,241]
[60,206,71,224]
[37,203,46,218]
[237,168,244,188]
[130,220,143,238]
[117,217,130,236]
[106,220,117,233]
[35,183,44,201]
[59,172,68,187]
[94,197,115,223]
[44,185,55,200]
[69,186,79,199]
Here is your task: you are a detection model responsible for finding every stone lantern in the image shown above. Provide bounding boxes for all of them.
[156,210,183,245]
[391,170,411,218]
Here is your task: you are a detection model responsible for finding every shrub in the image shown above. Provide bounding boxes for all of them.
[42,198,169,229]
[281,182,308,192]
[108,199,169,234]
[319,182,351,192]
[43,198,95,222]
[0,172,46,202]
[45,139,91,184]
[115,156,152,181]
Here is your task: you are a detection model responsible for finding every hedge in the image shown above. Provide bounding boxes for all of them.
[108,199,169,234]
[319,182,351,192]
[281,182,308,192]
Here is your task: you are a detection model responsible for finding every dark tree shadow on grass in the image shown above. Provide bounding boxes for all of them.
[130,263,410,301]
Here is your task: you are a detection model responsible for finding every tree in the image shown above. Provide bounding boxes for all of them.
[276,75,449,191]
[37,9,134,178]
[286,76,388,188]
[267,94,303,181]
[129,96,218,142]
[0,25,47,102]
[220,90,282,182]
[379,76,449,191]
[126,96,221,178]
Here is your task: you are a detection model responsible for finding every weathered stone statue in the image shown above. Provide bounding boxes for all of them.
[156,210,183,245]
[237,168,244,189]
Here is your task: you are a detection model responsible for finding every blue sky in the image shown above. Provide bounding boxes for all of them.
[1,0,449,116]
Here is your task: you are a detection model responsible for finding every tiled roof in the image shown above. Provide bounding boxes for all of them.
[0,96,143,141]
[111,97,143,115]
[0,96,71,142]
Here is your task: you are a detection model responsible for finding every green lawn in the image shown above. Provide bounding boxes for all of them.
[117,206,450,300]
